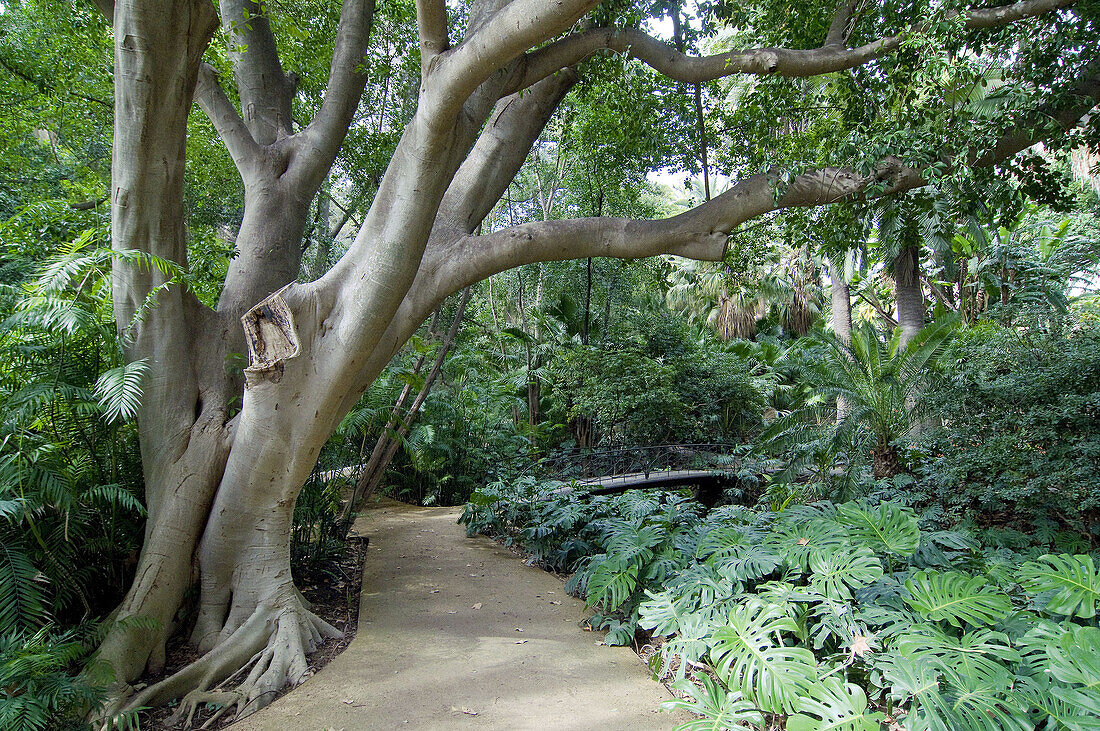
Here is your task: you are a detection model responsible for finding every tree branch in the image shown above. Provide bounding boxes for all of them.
[416,0,449,77]
[433,60,1100,297]
[513,0,1075,90]
[195,63,263,173]
[219,0,295,145]
[428,0,596,118]
[825,0,860,46]
[297,0,376,187]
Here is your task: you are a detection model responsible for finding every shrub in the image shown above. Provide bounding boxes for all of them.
[916,318,1100,535]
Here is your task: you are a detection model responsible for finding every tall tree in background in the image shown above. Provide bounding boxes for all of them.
[81,0,1100,719]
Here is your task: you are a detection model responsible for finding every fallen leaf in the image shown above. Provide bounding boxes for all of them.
[848,632,876,659]
[796,538,810,546]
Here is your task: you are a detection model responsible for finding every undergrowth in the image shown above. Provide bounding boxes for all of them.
[461,478,1100,730]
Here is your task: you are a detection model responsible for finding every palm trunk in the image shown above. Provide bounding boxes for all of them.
[830,265,852,421]
[894,244,924,350]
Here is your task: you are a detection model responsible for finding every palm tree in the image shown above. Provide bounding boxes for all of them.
[761,317,957,481]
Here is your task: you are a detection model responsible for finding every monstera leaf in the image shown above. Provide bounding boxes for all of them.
[904,570,1012,627]
[1018,554,1100,618]
[787,678,885,731]
[1018,675,1100,731]
[1047,626,1100,703]
[766,517,849,572]
[663,676,764,731]
[585,557,638,611]
[836,501,921,557]
[808,547,883,601]
[713,544,783,584]
[709,597,818,713]
[695,525,754,561]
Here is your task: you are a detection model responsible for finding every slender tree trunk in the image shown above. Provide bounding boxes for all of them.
[829,262,852,421]
[894,244,924,350]
[345,288,470,513]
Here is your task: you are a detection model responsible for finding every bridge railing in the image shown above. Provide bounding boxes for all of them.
[517,442,740,482]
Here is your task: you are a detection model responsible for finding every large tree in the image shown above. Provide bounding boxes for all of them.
[88,0,1099,720]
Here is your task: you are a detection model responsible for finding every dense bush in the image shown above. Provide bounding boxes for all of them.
[916,318,1100,536]
[548,311,771,446]
[462,480,1100,730]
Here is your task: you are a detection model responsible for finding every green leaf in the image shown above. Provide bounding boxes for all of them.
[766,516,848,572]
[1018,554,1100,618]
[808,547,883,601]
[0,542,48,634]
[92,359,148,424]
[663,676,764,731]
[904,570,1012,627]
[836,501,920,556]
[1047,626,1100,695]
[709,597,817,713]
[585,557,639,612]
[787,678,885,731]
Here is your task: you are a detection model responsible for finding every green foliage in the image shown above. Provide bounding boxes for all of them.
[1018,554,1100,619]
[0,627,120,731]
[904,570,1012,627]
[464,482,1100,729]
[916,317,1100,529]
[760,317,957,485]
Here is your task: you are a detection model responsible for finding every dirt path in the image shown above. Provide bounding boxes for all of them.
[232,498,685,730]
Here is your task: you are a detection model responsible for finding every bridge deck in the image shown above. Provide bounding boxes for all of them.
[569,469,724,495]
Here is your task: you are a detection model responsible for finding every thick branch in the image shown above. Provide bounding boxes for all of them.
[195,63,263,173]
[297,0,376,187]
[428,0,596,118]
[434,63,1100,297]
[826,0,860,46]
[220,0,295,144]
[416,0,449,77]
[515,0,1075,89]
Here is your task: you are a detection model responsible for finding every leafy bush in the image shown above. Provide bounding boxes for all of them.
[916,318,1100,534]
[462,481,1100,730]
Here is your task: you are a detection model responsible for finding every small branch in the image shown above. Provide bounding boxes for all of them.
[925,274,958,311]
[71,196,109,211]
[416,0,449,77]
[297,0,377,187]
[856,291,898,327]
[195,63,263,173]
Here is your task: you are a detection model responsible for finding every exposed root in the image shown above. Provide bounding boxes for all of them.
[112,598,341,728]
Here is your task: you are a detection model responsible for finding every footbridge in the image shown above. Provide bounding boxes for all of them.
[522,443,741,499]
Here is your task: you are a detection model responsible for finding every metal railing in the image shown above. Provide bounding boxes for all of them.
[517,442,741,482]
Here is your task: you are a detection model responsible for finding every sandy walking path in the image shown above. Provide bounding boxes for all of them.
[232,498,684,730]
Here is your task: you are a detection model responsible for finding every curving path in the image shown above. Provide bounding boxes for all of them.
[232,498,685,730]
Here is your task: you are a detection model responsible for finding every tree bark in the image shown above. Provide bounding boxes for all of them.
[894,244,924,350]
[829,260,853,421]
